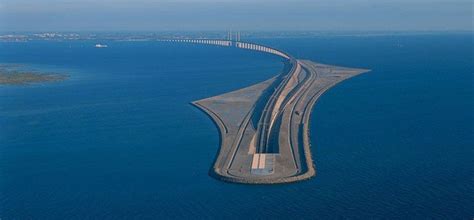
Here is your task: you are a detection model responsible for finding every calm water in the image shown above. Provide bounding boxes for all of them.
[0,34,472,219]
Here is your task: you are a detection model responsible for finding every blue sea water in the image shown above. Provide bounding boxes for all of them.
[0,33,472,219]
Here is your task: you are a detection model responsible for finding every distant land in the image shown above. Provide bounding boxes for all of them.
[0,31,470,42]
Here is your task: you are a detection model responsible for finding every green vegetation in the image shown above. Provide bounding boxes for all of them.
[0,66,68,85]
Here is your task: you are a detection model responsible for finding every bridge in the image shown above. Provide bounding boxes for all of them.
[160,38,290,59]
[163,36,370,184]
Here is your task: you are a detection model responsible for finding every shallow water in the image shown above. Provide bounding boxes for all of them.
[0,34,472,219]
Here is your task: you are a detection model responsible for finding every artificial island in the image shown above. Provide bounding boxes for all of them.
[166,35,370,184]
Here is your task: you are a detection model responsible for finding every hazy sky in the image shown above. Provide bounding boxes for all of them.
[0,0,472,31]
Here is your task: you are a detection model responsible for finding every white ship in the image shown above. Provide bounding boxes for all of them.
[95,44,108,48]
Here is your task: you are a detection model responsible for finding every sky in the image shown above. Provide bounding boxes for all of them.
[0,0,472,31]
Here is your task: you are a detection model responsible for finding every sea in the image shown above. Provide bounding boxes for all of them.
[0,33,472,219]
